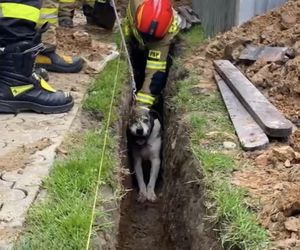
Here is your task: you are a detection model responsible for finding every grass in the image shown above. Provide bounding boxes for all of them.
[16,57,127,250]
[179,25,205,52]
[171,27,269,249]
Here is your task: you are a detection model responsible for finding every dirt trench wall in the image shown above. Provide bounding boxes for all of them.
[160,72,221,250]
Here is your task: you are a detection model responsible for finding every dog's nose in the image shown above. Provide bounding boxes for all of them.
[136,128,143,136]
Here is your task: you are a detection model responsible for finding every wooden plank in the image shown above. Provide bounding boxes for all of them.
[214,60,293,137]
[214,73,269,151]
[239,45,290,62]
[179,15,189,30]
[178,6,201,24]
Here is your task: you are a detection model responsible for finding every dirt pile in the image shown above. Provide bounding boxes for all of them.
[56,12,117,75]
[232,145,300,246]
[189,0,300,123]
[184,0,300,248]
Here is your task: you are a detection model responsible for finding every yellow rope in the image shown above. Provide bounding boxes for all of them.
[85,43,123,250]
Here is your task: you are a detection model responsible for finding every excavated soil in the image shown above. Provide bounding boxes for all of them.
[184,0,300,248]
[56,11,117,76]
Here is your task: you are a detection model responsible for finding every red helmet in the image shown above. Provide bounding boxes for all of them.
[135,0,173,40]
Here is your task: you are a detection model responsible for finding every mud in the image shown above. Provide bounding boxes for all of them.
[184,0,300,248]
[117,189,169,250]
[0,138,52,172]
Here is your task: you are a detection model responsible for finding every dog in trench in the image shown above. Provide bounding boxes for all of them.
[128,105,162,203]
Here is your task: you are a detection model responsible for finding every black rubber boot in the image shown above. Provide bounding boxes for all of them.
[35,44,84,73]
[59,18,74,28]
[0,41,74,114]
[59,9,75,28]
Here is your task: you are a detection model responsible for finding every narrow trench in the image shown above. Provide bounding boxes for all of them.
[116,47,220,250]
[117,93,170,250]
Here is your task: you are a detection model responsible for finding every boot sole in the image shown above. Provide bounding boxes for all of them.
[36,61,84,73]
[0,100,74,114]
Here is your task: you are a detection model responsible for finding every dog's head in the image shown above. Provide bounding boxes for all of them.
[129,106,155,145]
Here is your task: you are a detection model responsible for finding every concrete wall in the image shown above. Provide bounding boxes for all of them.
[192,0,288,37]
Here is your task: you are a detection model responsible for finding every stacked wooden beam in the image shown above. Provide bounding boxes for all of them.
[214,60,293,151]
[177,6,201,30]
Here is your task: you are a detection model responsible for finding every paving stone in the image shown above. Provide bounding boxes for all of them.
[0,43,117,250]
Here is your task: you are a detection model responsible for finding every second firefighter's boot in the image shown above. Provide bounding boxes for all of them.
[59,10,75,28]
[0,41,74,114]
[35,44,84,73]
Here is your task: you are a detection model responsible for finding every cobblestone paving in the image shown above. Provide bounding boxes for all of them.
[0,49,117,250]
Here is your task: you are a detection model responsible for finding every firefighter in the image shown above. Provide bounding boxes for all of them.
[0,0,74,113]
[125,0,180,109]
[36,0,83,73]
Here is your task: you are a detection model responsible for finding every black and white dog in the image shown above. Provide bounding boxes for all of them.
[128,106,162,203]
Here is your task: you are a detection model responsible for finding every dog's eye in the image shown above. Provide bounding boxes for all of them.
[143,118,149,123]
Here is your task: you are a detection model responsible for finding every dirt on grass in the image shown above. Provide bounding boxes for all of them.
[56,11,117,76]
[183,0,300,248]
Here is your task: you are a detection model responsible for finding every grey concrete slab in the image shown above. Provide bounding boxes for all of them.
[239,45,290,62]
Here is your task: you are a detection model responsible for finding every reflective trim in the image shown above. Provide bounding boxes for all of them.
[137,92,155,101]
[136,97,153,105]
[0,3,40,23]
[136,92,155,105]
[146,60,167,71]
[40,78,56,92]
[35,55,52,64]
[169,12,180,35]
[137,105,150,111]
[127,2,144,46]
[38,7,58,25]
[10,84,34,97]
[59,0,76,3]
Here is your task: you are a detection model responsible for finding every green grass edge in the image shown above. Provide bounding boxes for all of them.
[15,56,127,250]
[174,26,270,250]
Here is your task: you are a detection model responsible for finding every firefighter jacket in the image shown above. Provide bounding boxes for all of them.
[125,0,180,108]
[0,0,40,46]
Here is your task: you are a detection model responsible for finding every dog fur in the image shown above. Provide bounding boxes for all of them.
[128,106,162,203]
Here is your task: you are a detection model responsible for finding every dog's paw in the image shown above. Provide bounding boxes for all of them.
[137,192,147,203]
[147,190,157,202]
